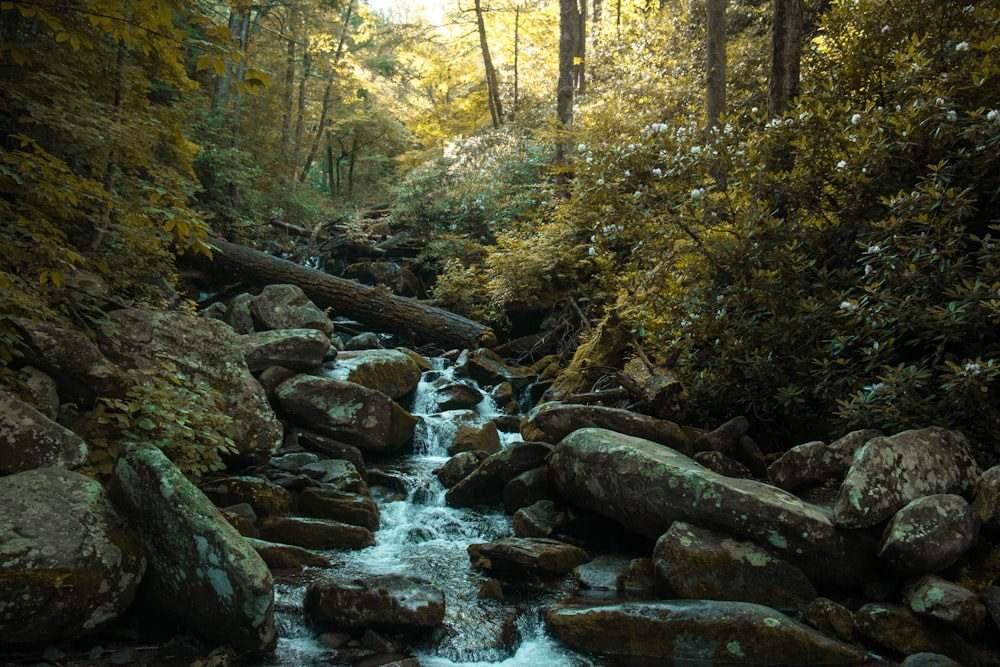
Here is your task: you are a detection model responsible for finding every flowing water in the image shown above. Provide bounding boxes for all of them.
[265,359,599,666]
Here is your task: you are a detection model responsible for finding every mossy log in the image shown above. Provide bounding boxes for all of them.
[184,239,496,350]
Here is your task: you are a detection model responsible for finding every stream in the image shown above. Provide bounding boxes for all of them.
[262,358,599,666]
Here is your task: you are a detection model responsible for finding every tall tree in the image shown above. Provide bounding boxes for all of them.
[768,0,804,119]
[474,0,505,128]
[705,0,726,134]
[554,0,581,178]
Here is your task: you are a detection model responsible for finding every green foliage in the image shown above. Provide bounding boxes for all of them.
[84,366,237,481]
[547,0,1000,457]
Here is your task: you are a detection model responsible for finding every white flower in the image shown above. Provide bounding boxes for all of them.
[851,113,862,125]
[936,97,946,107]
[840,300,857,311]
[596,178,605,186]
[988,109,998,122]
[867,244,882,254]
[691,145,702,155]
[947,110,958,121]
[836,160,847,171]
[866,382,886,393]
[652,168,662,177]
[577,143,586,152]
[964,362,982,375]
[633,190,642,199]
[881,25,890,33]
[956,41,970,51]
[588,246,598,256]
[690,188,703,199]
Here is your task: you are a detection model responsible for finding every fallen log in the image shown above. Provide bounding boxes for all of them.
[184,239,496,350]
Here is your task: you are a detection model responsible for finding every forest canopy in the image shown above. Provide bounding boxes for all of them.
[2,0,1000,459]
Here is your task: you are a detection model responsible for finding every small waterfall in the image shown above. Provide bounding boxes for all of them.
[266,358,597,666]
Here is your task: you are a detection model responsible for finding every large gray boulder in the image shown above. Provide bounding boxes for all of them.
[0,467,144,643]
[321,349,424,401]
[468,537,590,576]
[111,444,276,653]
[545,600,867,665]
[249,284,336,336]
[304,574,445,631]
[97,309,283,465]
[906,575,987,634]
[653,521,816,610]
[522,402,690,454]
[547,428,870,586]
[0,389,87,474]
[834,427,981,529]
[768,430,881,491]
[276,376,416,453]
[13,319,131,406]
[972,465,1000,539]
[877,494,977,573]
[238,328,331,373]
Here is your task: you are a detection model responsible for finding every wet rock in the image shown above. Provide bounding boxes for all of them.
[447,421,501,456]
[111,444,276,653]
[304,574,445,631]
[522,402,690,454]
[693,450,754,479]
[803,597,858,644]
[258,516,374,550]
[244,537,331,569]
[299,459,368,495]
[503,466,554,513]
[834,427,981,529]
[617,557,657,598]
[769,430,880,491]
[653,521,816,610]
[220,506,259,538]
[513,499,559,538]
[575,555,631,593]
[296,487,381,531]
[249,284,336,336]
[428,376,483,411]
[0,467,144,643]
[434,450,489,489]
[290,429,367,477]
[13,318,131,406]
[256,365,298,401]
[548,428,870,587]
[269,452,321,473]
[853,602,996,667]
[322,349,423,401]
[97,309,283,466]
[691,415,749,453]
[462,348,533,394]
[468,537,589,576]
[238,328,331,373]
[0,389,88,474]
[545,600,867,665]
[277,376,416,453]
[972,465,1000,539]
[199,476,294,517]
[345,331,384,350]
[446,441,552,507]
[906,575,986,634]
[877,494,977,573]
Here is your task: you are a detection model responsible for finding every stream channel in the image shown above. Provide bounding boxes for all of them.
[261,357,600,666]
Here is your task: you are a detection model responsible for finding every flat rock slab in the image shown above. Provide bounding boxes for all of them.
[522,402,690,453]
[258,516,374,550]
[545,600,867,665]
[548,428,870,586]
[468,537,589,576]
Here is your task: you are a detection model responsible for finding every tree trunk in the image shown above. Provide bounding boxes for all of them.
[280,5,299,180]
[474,0,503,128]
[292,50,311,188]
[575,0,587,93]
[768,0,804,119]
[705,0,726,133]
[554,0,580,179]
[187,240,497,350]
[513,6,520,117]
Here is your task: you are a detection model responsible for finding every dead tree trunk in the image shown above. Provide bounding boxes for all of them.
[187,240,497,350]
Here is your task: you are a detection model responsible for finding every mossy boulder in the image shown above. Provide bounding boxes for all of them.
[0,389,87,474]
[467,537,589,576]
[276,376,416,453]
[0,467,144,643]
[304,574,445,631]
[521,402,690,453]
[321,348,423,401]
[111,444,276,654]
[238,328,331,373]
[545,600,867,665]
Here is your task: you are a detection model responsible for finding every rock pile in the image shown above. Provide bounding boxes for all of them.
[2,282,1000,667]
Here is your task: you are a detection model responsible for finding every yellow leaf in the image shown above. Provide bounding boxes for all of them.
[196,55,213,71]
[51,270,63,288]
[213,59,226,76]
